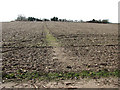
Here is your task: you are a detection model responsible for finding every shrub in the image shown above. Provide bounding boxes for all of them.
[102,19,109,23]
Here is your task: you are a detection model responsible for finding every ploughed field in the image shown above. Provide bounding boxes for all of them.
[2,22,118,83]
[46,22,118,72]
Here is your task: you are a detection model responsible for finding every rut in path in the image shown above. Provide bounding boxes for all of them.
[44,24,77,71]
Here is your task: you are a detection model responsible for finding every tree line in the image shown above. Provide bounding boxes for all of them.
[15,15,109,23]
[86,19,109,24]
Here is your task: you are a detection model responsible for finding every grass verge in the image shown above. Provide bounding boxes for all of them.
[3,70,120,82]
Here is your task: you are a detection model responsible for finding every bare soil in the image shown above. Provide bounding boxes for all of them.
[1,21,119,88]
[0,77,118,88]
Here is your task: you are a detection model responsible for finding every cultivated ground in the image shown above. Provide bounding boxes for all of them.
[0,21,119,88]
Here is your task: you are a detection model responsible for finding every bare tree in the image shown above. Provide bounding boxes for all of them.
[16,15,27,21]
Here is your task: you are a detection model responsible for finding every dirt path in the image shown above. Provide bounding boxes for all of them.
[44,24,76,71]
[0,77,118,88]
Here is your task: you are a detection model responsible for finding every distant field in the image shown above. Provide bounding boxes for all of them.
[1,21,119,88]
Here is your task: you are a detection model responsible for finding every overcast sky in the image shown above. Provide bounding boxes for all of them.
[0,0,119,23]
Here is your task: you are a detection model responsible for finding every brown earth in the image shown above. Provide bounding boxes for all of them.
[0,77,118,88]
[1,21,119,88]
